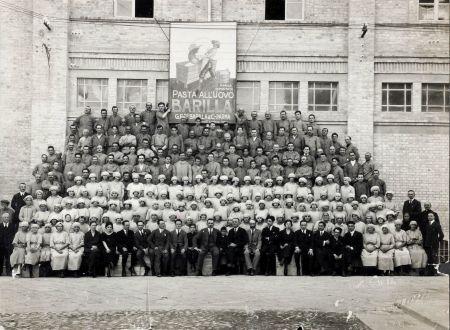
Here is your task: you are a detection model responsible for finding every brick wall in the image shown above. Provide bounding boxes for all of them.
[374,128,449,236]
[30,0,69,168]
[347,0,375,155]
[0,0,33,198]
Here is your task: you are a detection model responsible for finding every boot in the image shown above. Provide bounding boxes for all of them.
[284,265,288,276]
[29,265,34,278]
[129,267,137,276]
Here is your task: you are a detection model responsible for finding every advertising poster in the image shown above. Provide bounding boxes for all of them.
[169,22,237,123]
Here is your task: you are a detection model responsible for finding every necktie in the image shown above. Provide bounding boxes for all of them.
[177,230,180,237]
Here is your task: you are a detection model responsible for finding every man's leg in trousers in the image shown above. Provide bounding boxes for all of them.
[121,253,129,271]
[179,252,187,275]
[253,250,260,270]
[211,247,220,272]
[294,252,301,274]
[161,251,169,275]
[154,249,161,275]
[244,250,252,270]
[0,252,4,275]
[197,250,206,273]
[130,251,137,268]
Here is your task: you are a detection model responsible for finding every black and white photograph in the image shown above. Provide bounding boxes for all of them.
[0,0,448,329]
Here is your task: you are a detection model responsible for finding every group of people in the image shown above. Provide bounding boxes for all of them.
[0,104,445,278]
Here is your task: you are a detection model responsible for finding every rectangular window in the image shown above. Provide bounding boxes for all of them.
[381,83,412,112]
[419,0,449,21]
[114,0,154,18]
[77,78,108,112]
[422,83,450,112]
[269,81,299,112]
[265,0,304,20]
[308,82,338,111]
[156,79,169,104]
[236,81,261,112]
[117,79,148,112]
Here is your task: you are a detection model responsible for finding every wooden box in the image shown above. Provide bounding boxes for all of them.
[176,61,201,87]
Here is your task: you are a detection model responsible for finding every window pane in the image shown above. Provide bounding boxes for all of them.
[316,89,331,105]
[265,0,286,20]
[116,0,133,17]
[428,90,444,105]
[135,0,154,18]
[382,90,387,105]
[389,91,406,105]
[156,80,169,104]
[77,78,108,114]
[117,79,147,112]
[308,81,338,111]
[285,0,303,20]
[438,0,450,20]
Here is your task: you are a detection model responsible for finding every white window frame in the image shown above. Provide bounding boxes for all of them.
[285,0,305,21]
[114,0,135,18]
[156,79,169,104]
[117,79,148,112]
[236,81,261,112]
[418,0,449,21]
[381,83,412,112]
[422,83,450,112]
[269,81,299,112]
[77,78,109,112]
[308,82,339,112]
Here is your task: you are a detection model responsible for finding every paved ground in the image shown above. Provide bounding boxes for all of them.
[0,276,447,329]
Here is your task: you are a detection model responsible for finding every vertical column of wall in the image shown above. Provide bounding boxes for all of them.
[0,0,34,197]
[30,0,69,166]
[347,0,375,155]
[299,81,308,113]
[211,0,223,21]
[259,80,269,113]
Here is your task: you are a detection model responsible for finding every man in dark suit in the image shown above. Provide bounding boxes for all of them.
[261,217,280,276]
[134,220,151,275]
[343,152,361,184]
[402,190,422,222]
[329,227,345,276]
[0,213,15,276]
[419,202,440,236]
[10,183,30,225]
[83,221,102,277]
[294,220,314,276]
[226,218,248,275]
[312,221,332,275]
[170,219,188,276]
[244,219,262,276]
[194,219,221,276]
[342,221,363,275]
[117,220,137,277]
[148,219,170,277]
[423,213,444,276]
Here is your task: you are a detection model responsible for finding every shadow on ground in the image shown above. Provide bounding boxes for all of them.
[0,310,370,329]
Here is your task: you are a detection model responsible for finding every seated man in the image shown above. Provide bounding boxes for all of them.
[329,227,345,276]
[170,219,188,276]
[83,221,102,277]
[194,219,221,276]
[342,221,363,275]
[244,219,262,276]
[148,219,170,277]
[226,218,248,275]
[312,221,332,275]
[134,220,151,275]
[261,216,280,276]
[116,220,137,276]
[186,223,199,273]
[294,220,314,276]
